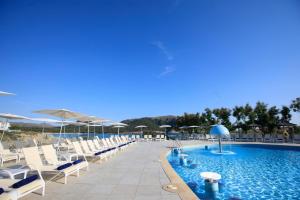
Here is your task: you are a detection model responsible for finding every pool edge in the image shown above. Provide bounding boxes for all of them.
[160,148,199,200]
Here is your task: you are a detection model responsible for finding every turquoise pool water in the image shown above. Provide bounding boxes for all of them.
[167,144,300,200]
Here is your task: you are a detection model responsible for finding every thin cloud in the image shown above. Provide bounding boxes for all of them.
[152,41,174,61]
[158,66,176,77]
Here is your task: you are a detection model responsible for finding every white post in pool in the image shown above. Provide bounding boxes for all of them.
[218,136,222,153]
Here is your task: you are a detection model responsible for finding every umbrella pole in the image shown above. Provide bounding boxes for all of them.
[165,128,167,140]
[41,123,45,144]
[0,119,8,142]
[101,122,104,139]
[87,123,90,139]
[218,137,222,153]
[94,124,96,138]
[118,128,120,136]
[58,120,64,147]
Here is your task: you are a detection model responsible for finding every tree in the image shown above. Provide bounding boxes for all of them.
[232,104,254,133]
[280,106,292,122]
[254,102,269,134]
[290,97,300,112]
[290,97,300,125]
[267,106,279,133]
[212,107,232,129]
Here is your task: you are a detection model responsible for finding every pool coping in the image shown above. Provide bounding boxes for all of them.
[160,148,199,200]
[160,142,300,200]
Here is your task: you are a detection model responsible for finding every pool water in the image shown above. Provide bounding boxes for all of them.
[167,145,300,200]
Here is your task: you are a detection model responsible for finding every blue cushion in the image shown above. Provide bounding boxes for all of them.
[11,175,38,189]
[72,159,83,165]
[94,152,102,156]
[0,188,4,195]
[56,163,72,170]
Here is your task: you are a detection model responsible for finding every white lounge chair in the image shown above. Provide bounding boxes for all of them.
[247,133,255,142]
[0,143,19,166]
[264,134,273,143]
[41,144,88,173]
[155,135,160,141]
[0,171,45,199]
[275,134,284,143]
[255,134,263,142]
[293,135,300,143]
[22,146,79,184]
[143,135,148,141]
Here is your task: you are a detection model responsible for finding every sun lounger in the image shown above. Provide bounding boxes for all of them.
[234,134,243,142]
[246,134,254,142]
[41,144,88,173]
[80,140,109,159]
[264,134,273,143]
[92,139,113,157]
[87,140,110,158]
[72,141,94,160]
[255,134,263,142]
[0,171,45,199]
[275,134,284,143]
[155,135,160,141]
[22,146,79,184]
[293,135,300,143]
[143,135,148,141]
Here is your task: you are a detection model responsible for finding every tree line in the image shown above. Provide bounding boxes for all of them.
[176,97,300,134]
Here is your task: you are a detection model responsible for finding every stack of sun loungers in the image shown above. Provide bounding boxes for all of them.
[0,135,136,199]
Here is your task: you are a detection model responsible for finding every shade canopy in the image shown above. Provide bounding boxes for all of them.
[0,113,29,120]
[93,119,111,124]
[110,122,128,126]
[77,115,103,123]
[179,126,189,129]
[33,109,83,119]
[135,125,147,128]
[30,118,61,123]
[0,91,15,96]
[209,124,230,135]
[114,125,125,128]
[159,125,171,128]
[277,121,296,127]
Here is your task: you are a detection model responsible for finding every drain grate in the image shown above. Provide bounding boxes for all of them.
[162,184,178,193]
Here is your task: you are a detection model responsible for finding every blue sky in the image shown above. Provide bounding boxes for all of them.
[0,0,300,122]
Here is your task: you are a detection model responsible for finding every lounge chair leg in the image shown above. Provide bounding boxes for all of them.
[77,170,80,177]
[64,176,67,184]
[42,185,45,196]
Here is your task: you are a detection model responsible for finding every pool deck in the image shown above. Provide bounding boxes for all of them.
[17,141,300,200]
[22,141,199,200]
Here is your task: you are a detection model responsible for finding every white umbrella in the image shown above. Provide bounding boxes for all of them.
[0,113,29,141]
[135,125,147,136]
[189,125,199,133]
[77,115,104,139]
[113,125,125,136]
[30,118,62,143]
[93,119,111,139]
[0,91,15,96]
[110,122,128,126]
[33,109,84,144]
[159,125,171,139]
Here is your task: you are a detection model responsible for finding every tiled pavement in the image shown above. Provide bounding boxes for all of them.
[23,141,182,200]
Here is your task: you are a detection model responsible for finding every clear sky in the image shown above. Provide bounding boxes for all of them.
[0,0,300,122]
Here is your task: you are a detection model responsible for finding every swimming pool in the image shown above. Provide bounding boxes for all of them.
[167,144,300,200]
